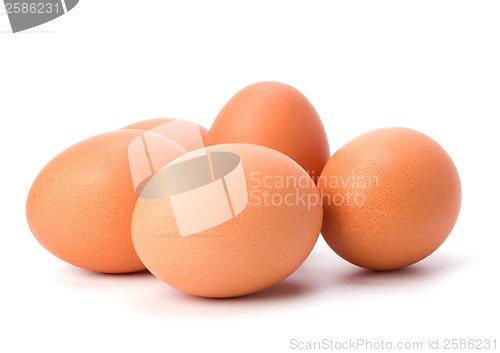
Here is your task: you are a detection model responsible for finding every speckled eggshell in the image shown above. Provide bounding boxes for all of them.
[319,127,462,270]
[122,118,208,151]
[206,82,330,182]
[131,143,323,298]
[26,130,187,273]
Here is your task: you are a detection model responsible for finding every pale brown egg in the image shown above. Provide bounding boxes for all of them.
[26,130,186,273]
[132,143,323,297]
[206,82,330,182]
[319,127,461,270]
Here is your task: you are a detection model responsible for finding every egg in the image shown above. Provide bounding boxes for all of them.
[26,130,186,273]
[319,127,461,270]
[131,143,323,297]
[122,118,208,152]
[206,82,330,182]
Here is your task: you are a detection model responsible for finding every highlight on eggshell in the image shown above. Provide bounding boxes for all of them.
[206,81,330,182]
[318,127,462,271]
[131,143,323,298]
[26,129,190,273]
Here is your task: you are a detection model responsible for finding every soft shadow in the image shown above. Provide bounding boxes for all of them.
[197,278,310,302]
[51,265,156,289]
[50,250,475,315]
[339,265,430,286]
[336,252,474,287]
[135,276,317,317]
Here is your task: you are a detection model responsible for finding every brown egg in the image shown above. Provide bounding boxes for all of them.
[122,118,208,152]
[132,143,323,298]
[319,127,461,270]
[26,130,186,273]
[206,82,330,182]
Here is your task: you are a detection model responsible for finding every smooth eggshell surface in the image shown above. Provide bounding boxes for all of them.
[26,130,186,273]
[319,127,462,270]
[206,82,330,182]
[132,143,323,298]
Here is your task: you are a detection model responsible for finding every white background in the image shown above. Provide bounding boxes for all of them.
[1,1,499,352]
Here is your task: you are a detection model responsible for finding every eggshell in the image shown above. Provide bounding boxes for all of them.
[26,130,186,273]
[132,143,323,297]
[319,127,462,270]
[206,82,330,182]
[122,118,208,152]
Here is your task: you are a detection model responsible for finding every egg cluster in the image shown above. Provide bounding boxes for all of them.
[26,81,462,298]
